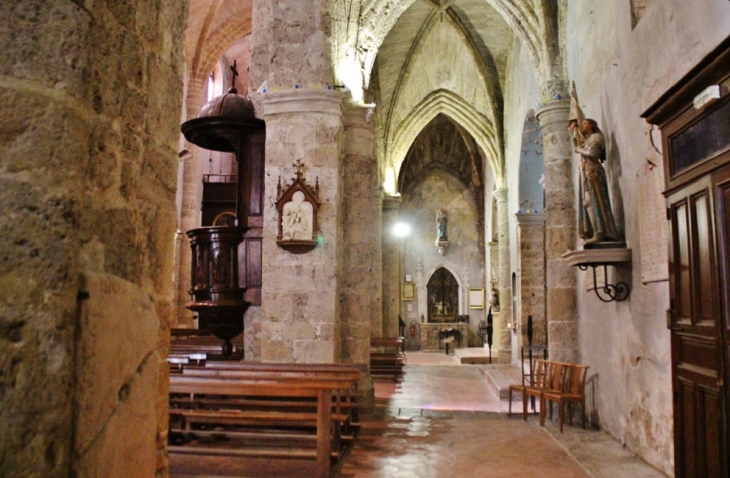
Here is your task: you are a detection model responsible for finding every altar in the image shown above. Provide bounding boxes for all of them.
[420,323,470,352]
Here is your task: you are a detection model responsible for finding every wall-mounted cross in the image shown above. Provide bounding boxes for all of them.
[293,159,305,177]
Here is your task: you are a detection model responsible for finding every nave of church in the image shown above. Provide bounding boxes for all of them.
[2,1,730,477]
[170,354,665,478]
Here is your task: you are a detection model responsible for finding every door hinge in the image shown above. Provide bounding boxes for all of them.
[666,208,671,221]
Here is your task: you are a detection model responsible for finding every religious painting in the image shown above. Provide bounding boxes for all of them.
[426,267,459,323]
[401,282,416,301]
[275,160,321,253]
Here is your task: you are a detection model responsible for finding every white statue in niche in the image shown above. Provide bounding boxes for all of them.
[282,191,313,240]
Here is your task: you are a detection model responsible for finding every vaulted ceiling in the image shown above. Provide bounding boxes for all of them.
[368,0,519,190]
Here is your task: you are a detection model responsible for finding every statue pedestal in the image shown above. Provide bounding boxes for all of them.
[435,240,449,255]
[562,248,632,302]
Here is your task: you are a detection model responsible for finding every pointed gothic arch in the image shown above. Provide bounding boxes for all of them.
[389,89,503,188]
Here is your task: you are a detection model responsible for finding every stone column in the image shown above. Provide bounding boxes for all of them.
[341,103,378,397]
[494,188,512,364]
[251,0,345,363]
[381,195,402,338]
[260,90,344,363]
[1,1,187,475]
[536,100,577,363]
[515,213,547,346]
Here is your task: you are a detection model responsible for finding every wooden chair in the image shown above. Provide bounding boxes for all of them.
[508,359,548,419]
[541,363,589,432]
[527,361,568,421]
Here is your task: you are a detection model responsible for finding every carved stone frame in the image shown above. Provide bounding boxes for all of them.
[275,162,321,253]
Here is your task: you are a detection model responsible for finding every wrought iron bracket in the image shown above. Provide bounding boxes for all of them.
[577,263,630,302]
[562,248,632,304]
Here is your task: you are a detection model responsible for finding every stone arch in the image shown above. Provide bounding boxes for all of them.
[389,89,503,188]
[517,109,544,213]
[381,7,503,169]
[186,9,254,119]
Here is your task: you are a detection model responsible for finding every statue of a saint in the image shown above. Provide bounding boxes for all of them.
[569,85,618,245]
[436,209,447,242]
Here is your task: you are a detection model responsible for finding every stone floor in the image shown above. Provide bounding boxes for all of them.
[170,350,669,477]
[333,351,668,478]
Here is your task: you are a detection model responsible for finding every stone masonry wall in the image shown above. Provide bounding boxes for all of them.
[0,1,187,476]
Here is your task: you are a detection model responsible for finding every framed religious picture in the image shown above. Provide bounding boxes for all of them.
[468,288,485,309]
[401,283,416,301]
[275,160,321,253]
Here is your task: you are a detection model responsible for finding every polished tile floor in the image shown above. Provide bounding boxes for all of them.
[334,352,667,478]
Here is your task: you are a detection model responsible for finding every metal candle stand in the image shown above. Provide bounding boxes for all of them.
[521,316,547,412]
[477,307,494,364]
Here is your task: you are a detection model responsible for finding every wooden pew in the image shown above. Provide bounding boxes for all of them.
[170,330,244,360]
[168,368,361,478]
[179,363,362,439]
[370,337,405,381]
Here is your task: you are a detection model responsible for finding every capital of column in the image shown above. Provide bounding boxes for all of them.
[262,89,344,118]
[536,99,570,132]
[382,194,402,211]
[515,212,547,226]
[344,102,376,129]
[493,187,508,204]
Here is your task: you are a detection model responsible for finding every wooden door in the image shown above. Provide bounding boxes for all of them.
[667,172,727,477]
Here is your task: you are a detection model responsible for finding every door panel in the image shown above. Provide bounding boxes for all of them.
[238,131,264,306]
[668,175,725,477]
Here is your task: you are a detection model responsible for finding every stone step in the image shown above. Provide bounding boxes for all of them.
[478,364,523,401]
[453,346,495,364]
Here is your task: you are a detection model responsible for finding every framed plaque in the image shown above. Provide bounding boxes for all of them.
[468,288,485,309]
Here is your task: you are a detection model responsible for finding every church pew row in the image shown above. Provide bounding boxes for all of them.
[169,330,244,360]
[168,366,362,478]
[179,364,362,437]
[369,337,405,382]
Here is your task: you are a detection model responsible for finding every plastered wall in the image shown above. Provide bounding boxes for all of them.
[501,0,730,473]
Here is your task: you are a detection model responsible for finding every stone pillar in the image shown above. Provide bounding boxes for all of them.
[251,0,345,363]
[515,213,547,346]
[341,103,378,396]
[260,91,344,362]
[381,195,402,338]
[536,100,577,363]
[0,1,187,476]
[494,188,512,364]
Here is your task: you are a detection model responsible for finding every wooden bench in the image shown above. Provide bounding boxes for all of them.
[168,374,352,478]
[170,330,244,360]
[370,337,405,382]
[179,363,363,438]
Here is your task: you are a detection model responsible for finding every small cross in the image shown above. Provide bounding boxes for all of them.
[293,160,304,177]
